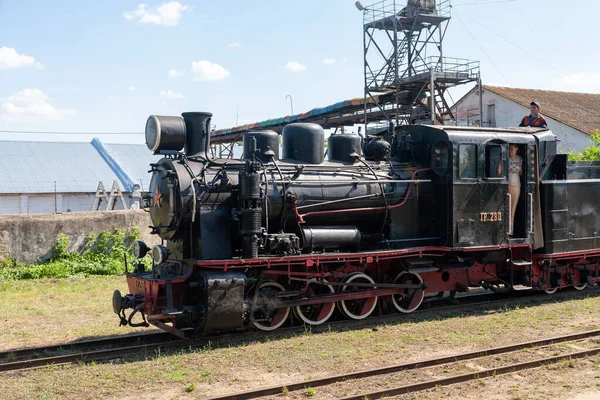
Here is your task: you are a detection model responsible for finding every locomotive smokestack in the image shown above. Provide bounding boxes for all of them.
[182,111,212,158]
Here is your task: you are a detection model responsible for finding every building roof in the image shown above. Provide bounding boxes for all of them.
[483,86,600,135]
[0,139,160,194]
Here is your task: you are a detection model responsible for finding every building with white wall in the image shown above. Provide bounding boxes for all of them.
[450,86,600,152]
[0,139,160,215]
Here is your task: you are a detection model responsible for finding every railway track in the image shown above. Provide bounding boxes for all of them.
[1,286,597,373]
[0,331,179,372]
[208,329,600,400]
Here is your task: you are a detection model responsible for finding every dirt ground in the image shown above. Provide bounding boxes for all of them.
[0,279,598,400]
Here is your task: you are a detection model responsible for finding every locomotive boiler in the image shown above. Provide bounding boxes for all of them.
[113,111,600,337]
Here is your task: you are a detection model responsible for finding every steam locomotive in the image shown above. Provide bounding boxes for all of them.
[112,111,600,337]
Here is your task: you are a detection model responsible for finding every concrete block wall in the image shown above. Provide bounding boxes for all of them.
[0,210,160,264]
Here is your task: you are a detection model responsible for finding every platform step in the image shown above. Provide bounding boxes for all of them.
[511,260,532,266]
[512,284,533,291]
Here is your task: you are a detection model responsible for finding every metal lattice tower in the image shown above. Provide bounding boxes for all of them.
[361,0,481,126]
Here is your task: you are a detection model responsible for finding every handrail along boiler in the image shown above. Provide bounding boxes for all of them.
[113,111,600,337]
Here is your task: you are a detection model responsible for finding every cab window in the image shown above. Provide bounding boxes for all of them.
[459,144,477,179]
[485,144,503,178]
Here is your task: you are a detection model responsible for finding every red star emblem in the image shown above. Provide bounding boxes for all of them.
[152,186,163,208]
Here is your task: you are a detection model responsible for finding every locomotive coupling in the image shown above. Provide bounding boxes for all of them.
[112,290,148,328]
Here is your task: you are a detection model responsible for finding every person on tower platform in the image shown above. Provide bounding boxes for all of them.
[519,101,548,128]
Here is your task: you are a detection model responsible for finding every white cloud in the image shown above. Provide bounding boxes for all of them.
[324,58,336,65]
[168,69,184,78]
[0,89,76,122]
[34,62,45,71]
[285,61,306,72]
[0,47,43,71]
[123,2,188,26]
[128,86,136,91]
[191,60,230,82]
[160,90,184,99]
[553,72,600,93]
[229,42,242,48]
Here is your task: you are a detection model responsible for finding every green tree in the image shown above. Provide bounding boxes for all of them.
[568,130,600,161]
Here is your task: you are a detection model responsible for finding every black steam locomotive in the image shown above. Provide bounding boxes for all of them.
[113,111,600,337]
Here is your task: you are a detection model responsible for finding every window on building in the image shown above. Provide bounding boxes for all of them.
[459,144,477,179]
[487,104,496,127]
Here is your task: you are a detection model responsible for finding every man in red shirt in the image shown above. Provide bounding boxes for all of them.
[519,101,548,128]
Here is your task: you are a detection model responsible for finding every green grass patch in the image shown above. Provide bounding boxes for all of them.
[0,228,151,281]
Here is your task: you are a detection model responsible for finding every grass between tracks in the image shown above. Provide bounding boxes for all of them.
[0,276,152,351]
[0,277,600,399]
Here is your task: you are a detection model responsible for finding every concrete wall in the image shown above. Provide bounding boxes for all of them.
[451,88,591,153]
[0,210,160,264]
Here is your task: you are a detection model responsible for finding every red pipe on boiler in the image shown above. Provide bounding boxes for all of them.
[295,168,432,223]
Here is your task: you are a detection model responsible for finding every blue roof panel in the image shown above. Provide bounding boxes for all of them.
[102,143,162,191]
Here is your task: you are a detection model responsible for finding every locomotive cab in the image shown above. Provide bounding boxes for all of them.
[401,125,548,249]
[452,128,545,249]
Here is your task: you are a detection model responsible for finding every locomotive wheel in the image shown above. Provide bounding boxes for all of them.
[544,287,558,295]
[573,283,588,291]
[250,281,290,331]
[391,271,425,314]
[294,279,336,326]
[337,272,378,320]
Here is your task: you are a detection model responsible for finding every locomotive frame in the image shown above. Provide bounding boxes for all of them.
[113,112,600,338]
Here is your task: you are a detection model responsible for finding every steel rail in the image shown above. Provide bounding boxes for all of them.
[207,329,600,400]
[342,347,600,399]
[0,331,171,363]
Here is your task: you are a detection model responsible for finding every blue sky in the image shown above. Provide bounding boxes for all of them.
[0,0,599,144]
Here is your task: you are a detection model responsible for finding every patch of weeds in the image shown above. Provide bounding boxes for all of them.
[0,228,152,281]
[168,370,187,383]
[197,368,213,382]
[304,387,316,397]
[185,383,195,393]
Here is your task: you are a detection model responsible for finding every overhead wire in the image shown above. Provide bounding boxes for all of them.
[0,130,144,135]
[454,12,511,85]
[452,6,568,76]
[453,0,517,6]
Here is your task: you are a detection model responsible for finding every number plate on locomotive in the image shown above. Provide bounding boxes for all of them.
[480,212,502,222]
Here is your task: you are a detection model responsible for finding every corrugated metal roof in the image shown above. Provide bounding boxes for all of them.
[0,139,161,194]
[102,143,161,191]
[0,141,123,194]
[484,86,600,135]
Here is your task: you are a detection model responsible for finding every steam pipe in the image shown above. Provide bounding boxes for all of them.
[182,111,213,159]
